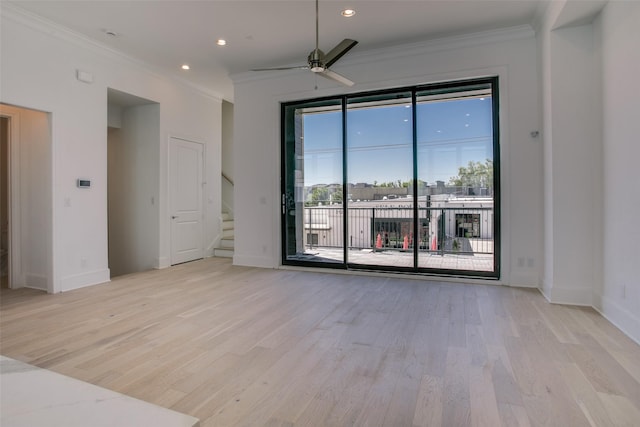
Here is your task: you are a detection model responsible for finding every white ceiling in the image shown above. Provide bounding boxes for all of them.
[6,0,546,100]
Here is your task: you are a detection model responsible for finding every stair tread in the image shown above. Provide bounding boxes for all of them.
[219,211,234,253]
[219,241,234,249]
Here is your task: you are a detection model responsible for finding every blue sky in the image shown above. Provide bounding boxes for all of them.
[303,97,493,186]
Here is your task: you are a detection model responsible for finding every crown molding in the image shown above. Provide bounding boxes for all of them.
[0,3,223,102]
[232,24,535,85]
[353,24,535,65]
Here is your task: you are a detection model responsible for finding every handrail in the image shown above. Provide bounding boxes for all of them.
[222,172,234,186]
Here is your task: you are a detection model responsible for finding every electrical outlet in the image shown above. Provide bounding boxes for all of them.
[517,257,524,268]
[527,258,535,268]
[81,258,87,268]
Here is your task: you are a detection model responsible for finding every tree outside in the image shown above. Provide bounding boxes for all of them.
[308,186,343,206]
[449,159,493,189]
[309,187,329,205]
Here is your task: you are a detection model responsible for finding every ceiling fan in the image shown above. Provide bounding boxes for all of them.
[252,0,358,86]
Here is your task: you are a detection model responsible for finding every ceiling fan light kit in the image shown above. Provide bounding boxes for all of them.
[252,0,358,86]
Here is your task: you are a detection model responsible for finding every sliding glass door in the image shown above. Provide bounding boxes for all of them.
[415,83,498,273]
[282,99,344,264]
[281,77,500,277]
[346,92,414,268]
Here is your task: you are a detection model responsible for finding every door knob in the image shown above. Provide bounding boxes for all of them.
[171,215,178,219]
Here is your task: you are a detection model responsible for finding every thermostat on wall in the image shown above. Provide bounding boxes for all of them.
[77,179,91,188]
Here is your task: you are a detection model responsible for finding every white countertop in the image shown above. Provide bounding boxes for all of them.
[0,356,199,427]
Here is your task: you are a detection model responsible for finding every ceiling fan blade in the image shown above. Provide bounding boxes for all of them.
[319,69,355,87]
[251,0,357,85]
[251,65,309,71]
[324,39,358,68]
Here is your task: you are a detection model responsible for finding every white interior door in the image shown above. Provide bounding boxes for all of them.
[169,137,204,265]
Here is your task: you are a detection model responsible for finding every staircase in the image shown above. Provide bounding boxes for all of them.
[213,212,234,258]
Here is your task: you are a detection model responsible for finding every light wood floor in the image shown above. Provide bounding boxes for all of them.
[1,258,639,426]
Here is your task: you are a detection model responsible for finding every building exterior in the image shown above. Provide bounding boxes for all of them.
[303,193,494,256]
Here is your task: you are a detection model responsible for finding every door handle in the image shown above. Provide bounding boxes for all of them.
[171,215,178,219]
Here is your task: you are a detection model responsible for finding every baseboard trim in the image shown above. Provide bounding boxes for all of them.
[507,274,539,288]
[594,296,640,346]
[204,241,216,257]
[551,286,593,306]
[539,281,592,306]
[233,254,275,269]
[24,273,47,291]
[60,269,110,292]
[156,257,171,269]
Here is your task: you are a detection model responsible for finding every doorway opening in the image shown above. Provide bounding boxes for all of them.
[107,89,160,278]
[0,104,53,291]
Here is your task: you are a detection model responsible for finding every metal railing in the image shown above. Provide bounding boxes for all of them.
[303,205,494,256]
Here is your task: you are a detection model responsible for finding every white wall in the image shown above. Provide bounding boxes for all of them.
[0,104,51,291]
[594,0,640,343]
[0,6,222,292]
[107,104,123,129]
[232,26,542,286]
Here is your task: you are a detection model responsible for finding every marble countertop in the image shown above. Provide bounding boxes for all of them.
[0,356,199,427]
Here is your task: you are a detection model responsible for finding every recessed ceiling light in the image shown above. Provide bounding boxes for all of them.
[181,64,190,70]
[341,9,356,17]
[216,39,227,46]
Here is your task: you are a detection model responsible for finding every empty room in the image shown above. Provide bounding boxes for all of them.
[1,1,639,426]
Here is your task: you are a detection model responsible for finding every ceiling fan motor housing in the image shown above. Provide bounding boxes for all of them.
[308,49,325,72]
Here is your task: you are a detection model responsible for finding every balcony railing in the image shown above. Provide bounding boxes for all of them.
[303,205,494,256]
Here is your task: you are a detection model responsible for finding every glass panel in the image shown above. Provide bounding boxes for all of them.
[346,92,414,268]
[282,100,344,264]
[416,84,495,272]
